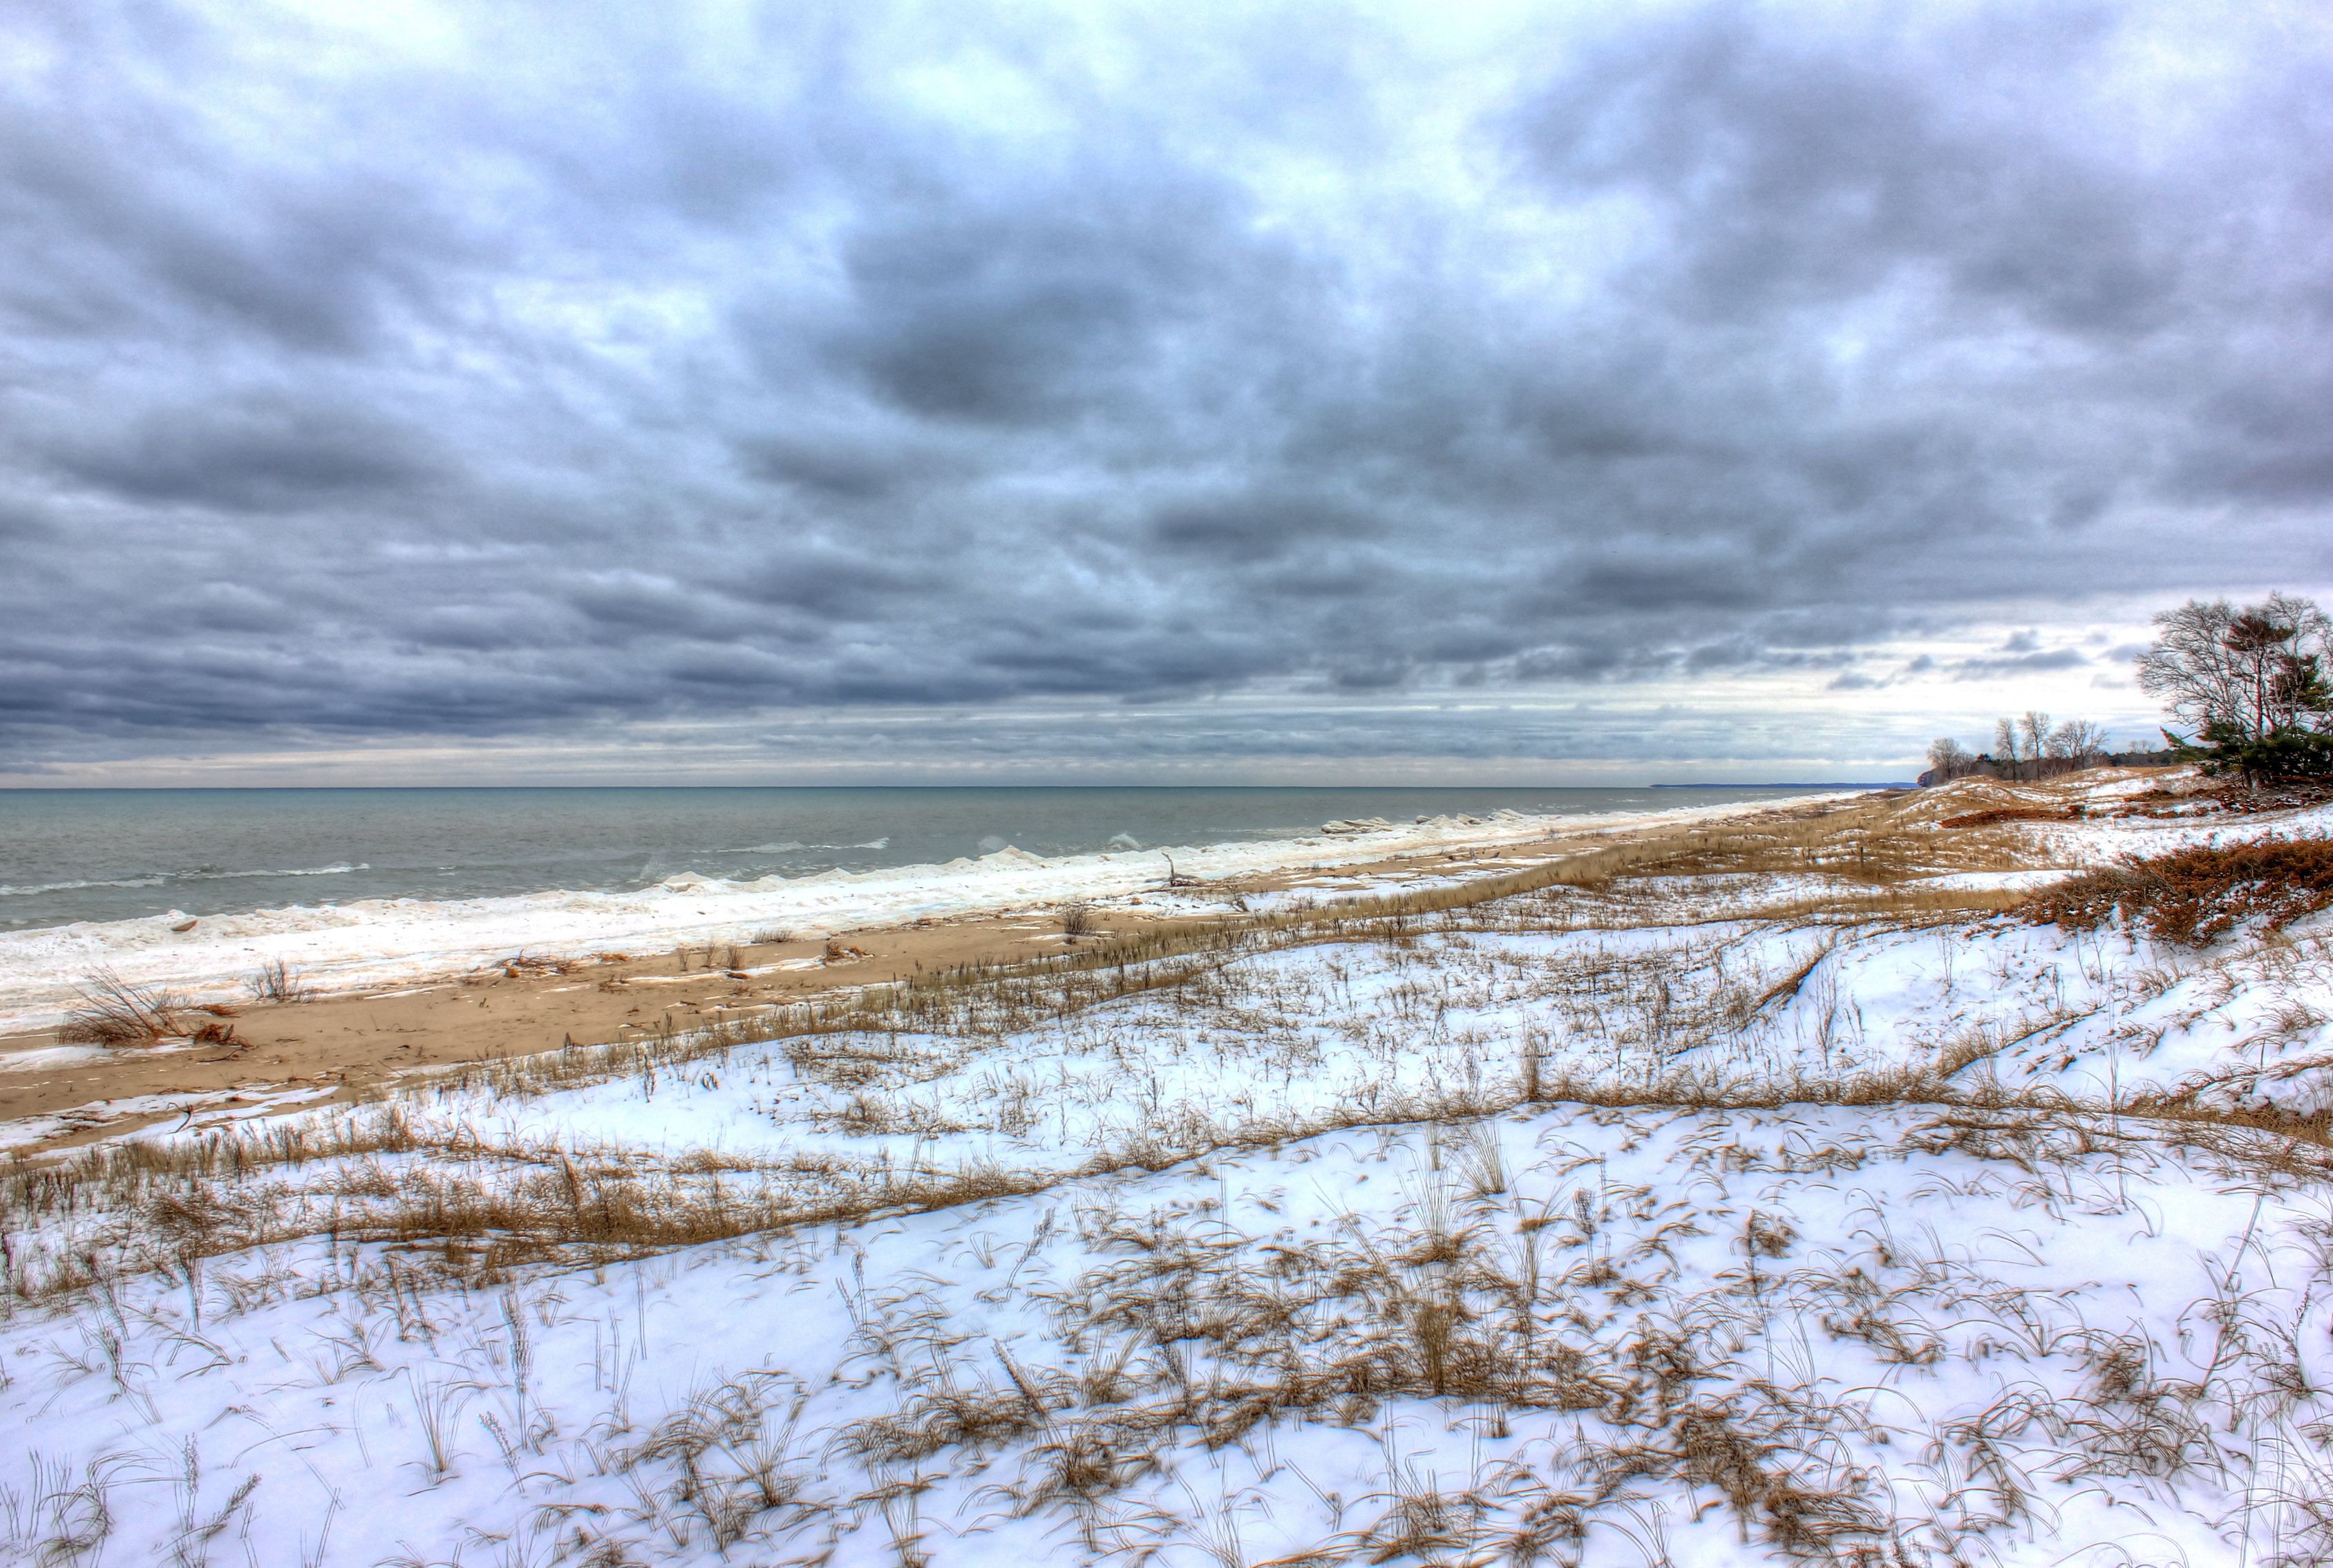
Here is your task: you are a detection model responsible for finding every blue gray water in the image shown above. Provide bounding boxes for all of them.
[0,786,1867,932]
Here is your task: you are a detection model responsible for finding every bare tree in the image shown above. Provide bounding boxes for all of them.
[2018,710,2053,772]
[2137,593,2332,746]
[2048,719,2111,765]
[1926,737,1972,778]
[1992,717,2021,773]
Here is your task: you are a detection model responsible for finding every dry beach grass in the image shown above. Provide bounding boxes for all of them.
[9,770,2333,1563]
[1,791,2007,1144]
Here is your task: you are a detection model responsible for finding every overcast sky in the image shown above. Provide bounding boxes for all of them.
[3,0,2328,785]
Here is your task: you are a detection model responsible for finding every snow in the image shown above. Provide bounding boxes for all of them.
[5,775,2333,1562]
[0,1099,2315,1563]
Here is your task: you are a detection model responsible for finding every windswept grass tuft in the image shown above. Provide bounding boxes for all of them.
[59,969,185,1047]
[2023,837,2333,945]
[245,957,313,1004]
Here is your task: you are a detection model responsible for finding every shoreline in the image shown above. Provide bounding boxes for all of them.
[0,782,1842,934]
[0,793,1859,1037]
[0,791,1877,1149]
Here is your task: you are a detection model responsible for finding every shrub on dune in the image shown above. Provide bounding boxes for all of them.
[2024,837,2333,945]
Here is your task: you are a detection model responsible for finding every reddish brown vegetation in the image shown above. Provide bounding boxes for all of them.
[2120,778,2333,820]
[2024,837,2333,945]
[2200,777,2333,814]
[1940,806,2079,828]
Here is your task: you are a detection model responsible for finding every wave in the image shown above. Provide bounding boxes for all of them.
[0,875,169,898]
[179,863,368,882]
[735,839,889,854]
[0,864,368,898]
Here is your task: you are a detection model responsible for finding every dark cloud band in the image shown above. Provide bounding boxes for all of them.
[0,1,2325,773]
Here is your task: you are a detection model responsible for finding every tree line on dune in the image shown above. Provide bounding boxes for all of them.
[1924,712,2126,784]
[1922,592,2333,789]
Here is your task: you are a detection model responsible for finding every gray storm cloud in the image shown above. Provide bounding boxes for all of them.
[1,0,2327,774]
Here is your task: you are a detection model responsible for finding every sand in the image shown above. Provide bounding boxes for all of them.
[0,797,1853,1148]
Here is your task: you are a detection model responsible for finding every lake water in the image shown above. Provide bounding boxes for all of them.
[0,785,1867,931]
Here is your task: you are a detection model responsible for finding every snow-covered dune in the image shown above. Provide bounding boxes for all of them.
[8,774,2333,1563]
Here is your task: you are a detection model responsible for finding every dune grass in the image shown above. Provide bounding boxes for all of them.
[10,776,2333,1563]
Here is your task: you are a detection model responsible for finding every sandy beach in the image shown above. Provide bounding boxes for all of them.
[0,794,1858,1145]
[0,797,1856,1034]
